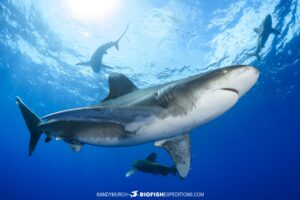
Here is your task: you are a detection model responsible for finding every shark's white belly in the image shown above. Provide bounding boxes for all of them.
[125,89,239,144]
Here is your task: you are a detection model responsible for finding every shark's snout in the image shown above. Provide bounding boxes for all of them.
[212,65,259,98]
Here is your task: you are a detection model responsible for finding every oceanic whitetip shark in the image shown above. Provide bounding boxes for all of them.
[16,65,259,178]
[125,153,177,178]
[76,24,129,73]
[249,14,280,60]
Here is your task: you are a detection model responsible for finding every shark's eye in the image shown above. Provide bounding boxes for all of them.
[222,69,228,74]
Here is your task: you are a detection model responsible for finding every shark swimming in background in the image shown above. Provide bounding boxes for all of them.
[249,14,280,60]
[125,153,177,177]
[76,24,129,73]
[16,65,259,178]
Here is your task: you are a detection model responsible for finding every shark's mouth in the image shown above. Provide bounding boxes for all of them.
[220,88,240,96]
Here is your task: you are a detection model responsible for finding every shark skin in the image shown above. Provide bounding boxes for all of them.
[16,65,259,178]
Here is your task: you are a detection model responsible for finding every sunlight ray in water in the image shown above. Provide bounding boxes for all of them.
[64,0,121,22]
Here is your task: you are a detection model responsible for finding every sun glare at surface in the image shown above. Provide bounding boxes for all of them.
[65,0,121,22]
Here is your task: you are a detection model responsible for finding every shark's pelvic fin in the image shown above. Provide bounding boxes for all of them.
[16,96,43,156]
[70,143,83,152]
[102,73,138,102]
[145,152,157,162]
[154,132,191,179]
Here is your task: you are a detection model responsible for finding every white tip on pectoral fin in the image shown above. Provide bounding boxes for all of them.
[154,132,191,179]
[125,169,137,178]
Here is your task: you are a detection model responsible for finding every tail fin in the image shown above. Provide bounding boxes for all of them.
[76,61,90,66]
[114,24,130,50]
[16,97,42,156]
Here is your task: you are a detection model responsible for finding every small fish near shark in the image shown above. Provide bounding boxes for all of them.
[16,65,259,178]
[249,14,280,60]
[76,24,129,73]
[126,153,177,178]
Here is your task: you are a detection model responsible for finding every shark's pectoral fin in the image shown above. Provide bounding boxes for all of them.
[125,168,137,178]
[154,132,191,179]
[70,143,83,152]
[271,28,280,35]
[253,28,259,34]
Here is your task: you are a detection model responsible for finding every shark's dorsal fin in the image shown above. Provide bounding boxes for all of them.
[154,132,191,179]
[102,73,138,102]
[145,152,157,162]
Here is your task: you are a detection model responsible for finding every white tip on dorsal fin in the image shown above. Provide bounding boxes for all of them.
[154,132,191,179]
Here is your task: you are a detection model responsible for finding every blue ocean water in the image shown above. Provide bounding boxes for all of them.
[0,0,300,199]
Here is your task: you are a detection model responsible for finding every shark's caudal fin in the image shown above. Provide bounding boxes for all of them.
[76,61,91,66]
[16,97,42,156]
[114,24,130,50]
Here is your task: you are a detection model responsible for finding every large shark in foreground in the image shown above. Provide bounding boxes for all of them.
[17,65,259,178]
[76,24,129,73]
[250,14,280,60]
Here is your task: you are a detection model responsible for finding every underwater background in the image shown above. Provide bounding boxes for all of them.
[0,0,300,199]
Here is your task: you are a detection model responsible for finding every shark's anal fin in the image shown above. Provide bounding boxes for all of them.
[145,152,157,162]
[101,73,138,102]
[154,132,191,179]
[253,28,259,34]
[70,143,83,152]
